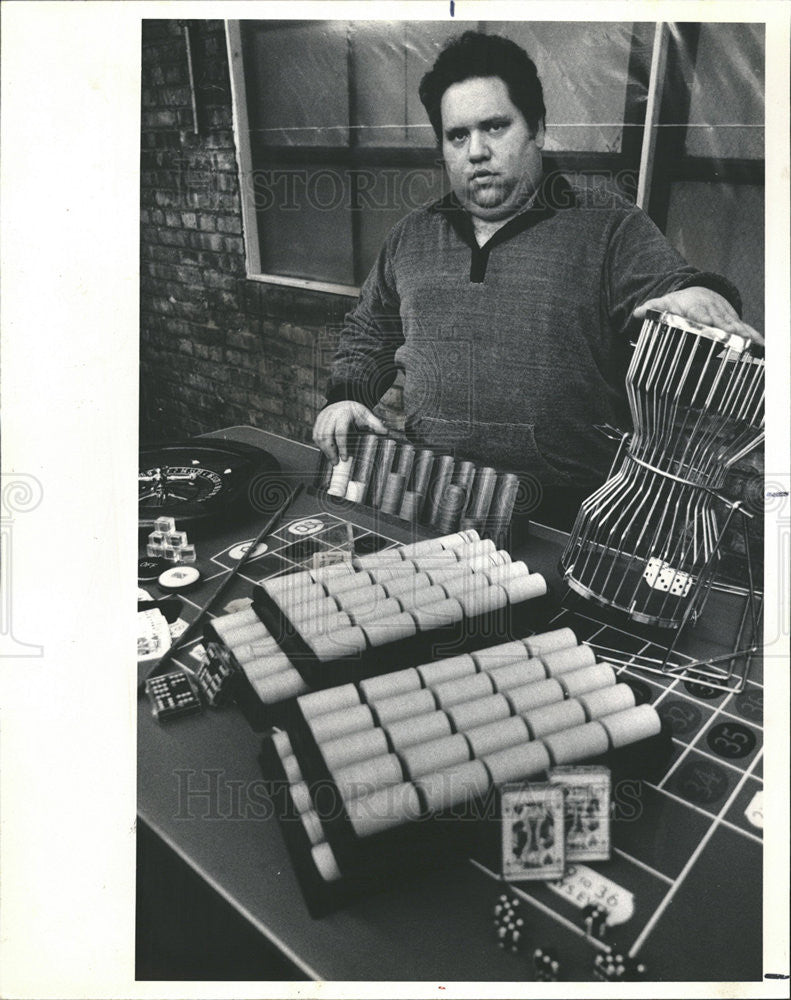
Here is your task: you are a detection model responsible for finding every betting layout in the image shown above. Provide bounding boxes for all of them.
[138,500,763,982]
[514,600,765,980]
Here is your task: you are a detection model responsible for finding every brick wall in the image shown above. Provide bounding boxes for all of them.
[140,19,404,446]
[140,19,762,578]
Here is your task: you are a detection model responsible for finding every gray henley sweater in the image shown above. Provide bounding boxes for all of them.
[327,174,740,489]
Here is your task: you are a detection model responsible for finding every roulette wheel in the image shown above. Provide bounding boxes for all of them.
[139,438,282,529]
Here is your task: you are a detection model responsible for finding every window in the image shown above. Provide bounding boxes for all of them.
[648,23,765,329]
[227,20,655,292]
[227,18,764,326]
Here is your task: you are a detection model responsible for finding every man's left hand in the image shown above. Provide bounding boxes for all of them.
[633,287,764,347]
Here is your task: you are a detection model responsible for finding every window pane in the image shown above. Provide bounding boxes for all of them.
[351,22,410,147]
[664,181,764,330]
[243,21,350,147]
[684,23,764,159]
[404,22,478,148]
[256,162,354,285]
[487,22,641,153]
[351,21,473,148]
[355,165,447,284]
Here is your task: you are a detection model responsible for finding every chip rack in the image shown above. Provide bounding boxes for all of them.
[258,636,673,916]
[202,530,554,730]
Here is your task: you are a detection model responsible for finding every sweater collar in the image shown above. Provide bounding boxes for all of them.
[428,171,577,251]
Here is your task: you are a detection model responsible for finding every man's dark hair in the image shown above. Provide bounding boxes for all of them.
[419,31,546,142]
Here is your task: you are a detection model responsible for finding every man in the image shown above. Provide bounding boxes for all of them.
[313,31,761,526]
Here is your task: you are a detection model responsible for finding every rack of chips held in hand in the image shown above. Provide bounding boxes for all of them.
[203,530,552,730]
[259,628,671,915]
[314,435,522,543]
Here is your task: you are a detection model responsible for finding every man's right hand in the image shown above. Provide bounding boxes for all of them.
[312,401,388,464]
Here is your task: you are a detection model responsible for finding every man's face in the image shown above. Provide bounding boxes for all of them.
[440,76,545,221]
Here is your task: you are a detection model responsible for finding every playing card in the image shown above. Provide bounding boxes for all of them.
[500,783,566,881]
[549,765,611,862]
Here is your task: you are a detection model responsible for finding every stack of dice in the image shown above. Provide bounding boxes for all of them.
[492,893,563,980]
[492,894,525,954]
[492,892,646,982]
[593,949,647,981]
[582,902,609,939]
[147,516,197,564]
[532,945,561,981]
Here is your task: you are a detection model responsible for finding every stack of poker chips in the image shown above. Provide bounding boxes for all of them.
[204,531,546,727]
[262,629,664,892]
[146,516,197,564]
[268,729,344,885]
[315,435,520,541]
[203,605,309,707]
[205,529,549,729]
